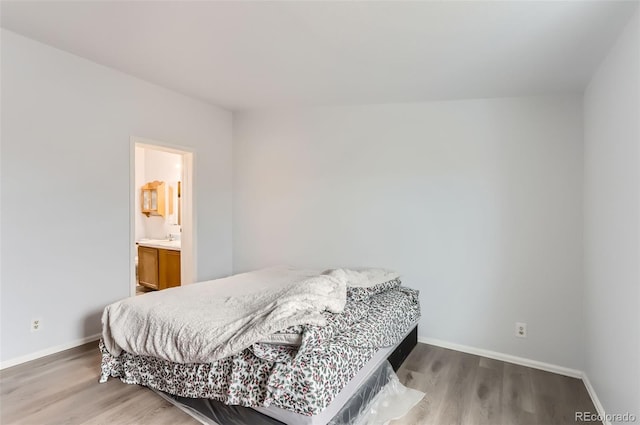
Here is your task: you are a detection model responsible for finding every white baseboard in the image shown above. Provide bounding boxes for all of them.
[0,333,101,370]
[581,373,610,425]
[418,336,583,378]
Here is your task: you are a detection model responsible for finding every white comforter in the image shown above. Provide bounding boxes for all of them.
[101,267,349,364]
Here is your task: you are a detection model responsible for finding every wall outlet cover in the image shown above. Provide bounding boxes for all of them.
[516,322,527,338]
[30,318,42,332]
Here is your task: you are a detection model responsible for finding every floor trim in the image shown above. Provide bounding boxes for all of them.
[418,336,582,378]
[0,333,101,370]
[581,373,610,425]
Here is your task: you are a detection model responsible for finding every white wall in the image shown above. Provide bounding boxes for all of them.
[0,30,233,363]
[584,8,640,419]
[233,96,585,369]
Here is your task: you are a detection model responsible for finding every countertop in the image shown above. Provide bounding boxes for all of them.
[137,239,181,251]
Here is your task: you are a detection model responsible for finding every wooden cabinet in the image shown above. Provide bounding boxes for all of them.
[141,181,165,217]
[138,246,159,289]
[137,245,180,290]
[159,248,181,290]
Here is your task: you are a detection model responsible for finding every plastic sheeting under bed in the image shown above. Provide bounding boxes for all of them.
[156,361,424,425]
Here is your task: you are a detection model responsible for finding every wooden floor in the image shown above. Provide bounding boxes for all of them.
[0,342,598,425]
[0,343,197,425]
[391,344,598,425]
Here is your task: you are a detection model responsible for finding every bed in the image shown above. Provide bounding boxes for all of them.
[100,266,421,424]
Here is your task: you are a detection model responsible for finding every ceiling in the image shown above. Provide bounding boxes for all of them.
[1,1,637,111]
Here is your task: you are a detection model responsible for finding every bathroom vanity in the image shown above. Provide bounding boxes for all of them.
[137,239,181,290]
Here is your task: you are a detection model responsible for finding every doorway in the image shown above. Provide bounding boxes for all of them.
[130,137,195,297]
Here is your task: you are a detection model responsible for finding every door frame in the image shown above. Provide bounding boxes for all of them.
[129,136,196,297]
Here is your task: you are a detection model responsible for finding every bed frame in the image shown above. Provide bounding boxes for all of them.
[388,325,417,371]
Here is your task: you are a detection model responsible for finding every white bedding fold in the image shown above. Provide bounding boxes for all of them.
[323,268,400,288]
[102,268,348,364]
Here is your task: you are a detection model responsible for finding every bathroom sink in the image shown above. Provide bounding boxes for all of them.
[137,239,181,250]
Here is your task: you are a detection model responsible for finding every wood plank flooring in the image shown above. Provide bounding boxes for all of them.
[0,343,198,425]
[391,344,599,425]
[0,342,598,425]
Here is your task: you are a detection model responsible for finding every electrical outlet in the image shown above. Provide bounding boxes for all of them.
[31,318,42,332]
[515,322,527,338]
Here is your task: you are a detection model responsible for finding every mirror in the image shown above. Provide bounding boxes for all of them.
[143,190,150,211]
[151,190,157,210]
[166,181,181,226]
[168,186,174,215]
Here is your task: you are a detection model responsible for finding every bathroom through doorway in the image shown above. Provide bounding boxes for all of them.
[130,137,195,297]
